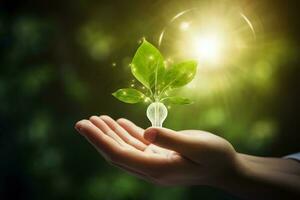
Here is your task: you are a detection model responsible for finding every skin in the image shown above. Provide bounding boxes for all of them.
[75,115,300,200]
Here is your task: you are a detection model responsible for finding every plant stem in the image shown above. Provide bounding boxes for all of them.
[148,87,155,102]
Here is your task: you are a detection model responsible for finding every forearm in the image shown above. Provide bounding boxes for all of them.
[215,153,300,200]
[240,154,300,175]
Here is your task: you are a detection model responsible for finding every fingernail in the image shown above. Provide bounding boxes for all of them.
[144,129,158,143]
[75,121,83,133]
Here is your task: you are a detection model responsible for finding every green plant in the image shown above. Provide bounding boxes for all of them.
[112,39,197,127]
[113,39,197,104]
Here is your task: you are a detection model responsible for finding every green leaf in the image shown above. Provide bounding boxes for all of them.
[164,97,193,105]
[163,60,197,89]
[131,39,165,90]
[112,88,145,104]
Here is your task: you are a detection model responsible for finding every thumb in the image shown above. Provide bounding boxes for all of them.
[144,127,201,158]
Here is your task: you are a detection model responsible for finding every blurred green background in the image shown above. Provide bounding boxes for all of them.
[1,0,300,199]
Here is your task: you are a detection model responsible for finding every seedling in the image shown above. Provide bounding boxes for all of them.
[112,39,197,127]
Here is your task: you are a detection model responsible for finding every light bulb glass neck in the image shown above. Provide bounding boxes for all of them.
[154,97,160,103]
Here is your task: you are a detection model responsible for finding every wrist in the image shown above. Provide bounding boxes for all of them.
[211,153,253,191]
[211,153,300,199]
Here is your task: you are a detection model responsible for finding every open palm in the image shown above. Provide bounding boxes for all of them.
[75,115,237,186]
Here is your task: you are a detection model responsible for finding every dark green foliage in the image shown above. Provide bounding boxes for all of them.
[1,1,300,200]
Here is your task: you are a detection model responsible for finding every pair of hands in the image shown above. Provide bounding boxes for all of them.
[75,115,239,186]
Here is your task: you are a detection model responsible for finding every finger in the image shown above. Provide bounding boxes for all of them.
[117,118,150,145]
[75,120,168,174]
[144,127,204,160]
[100,115,147,151]
[116,119,176,156]
[75,119,124,161]
[75,120,170,174]
[89,116,133,149]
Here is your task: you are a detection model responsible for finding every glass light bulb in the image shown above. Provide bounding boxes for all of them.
[146,102,168,127]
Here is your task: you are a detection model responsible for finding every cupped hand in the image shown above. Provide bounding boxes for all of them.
[75,116,239,186]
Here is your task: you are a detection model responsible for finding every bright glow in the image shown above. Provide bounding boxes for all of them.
[180,22,190,31]
[158,7,257,70]
[193,35,222,62]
